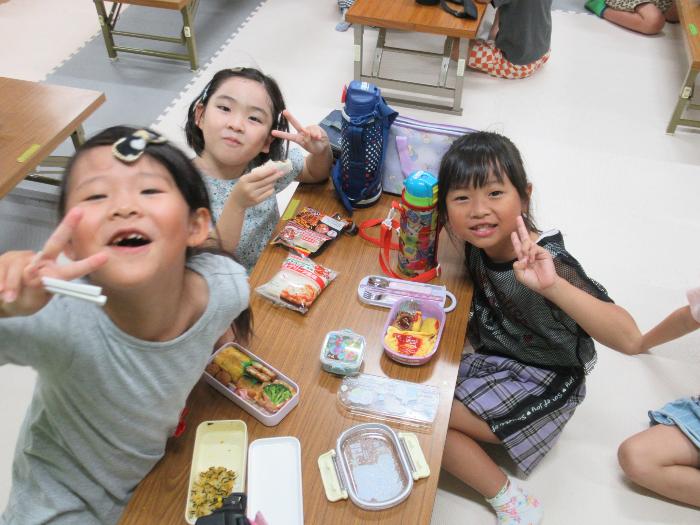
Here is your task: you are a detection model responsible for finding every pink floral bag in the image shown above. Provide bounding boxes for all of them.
[380,115,475,195]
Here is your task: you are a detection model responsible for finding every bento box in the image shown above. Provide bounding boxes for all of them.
[185,420,247,524]
[204,343,299,426]
[382,298,446,365]
[319,329,365,376]
[317,423,430,511]
[247,437,304,525]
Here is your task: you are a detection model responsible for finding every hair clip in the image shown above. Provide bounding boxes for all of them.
[112,129,167,163]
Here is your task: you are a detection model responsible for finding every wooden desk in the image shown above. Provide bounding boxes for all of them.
[667,0,700,133]
[346,0,486,115]
[119,182,472,524]
[93,0,200,70]
[0,77,105,199]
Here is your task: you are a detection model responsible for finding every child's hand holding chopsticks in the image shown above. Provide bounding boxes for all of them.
[0,208,108,317]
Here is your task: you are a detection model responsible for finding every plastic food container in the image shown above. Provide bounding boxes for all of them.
[382,298,446,366]
[184,420,247,524]
[204,343,300,426]
[317,423,429,510]
[357,274,457,313]
[247,437,303,525]
[337,373,440,429]
[320,329,365,376]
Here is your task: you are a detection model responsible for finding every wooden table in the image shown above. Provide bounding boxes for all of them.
[0,77,105,199]
[667,0,700,133]
[119,182,473,524]
[94,0,200,70]
[346,0,486,115]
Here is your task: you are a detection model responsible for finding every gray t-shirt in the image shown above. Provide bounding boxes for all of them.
[202,147,304,272]
[493,0,552,65]
[0,253,248,525]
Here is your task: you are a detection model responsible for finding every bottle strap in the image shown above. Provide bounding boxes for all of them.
[359,203,442,283]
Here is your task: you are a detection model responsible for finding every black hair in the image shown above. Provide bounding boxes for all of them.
[184,67,289,169]
[437,131,538,234]
[59,125,252,344]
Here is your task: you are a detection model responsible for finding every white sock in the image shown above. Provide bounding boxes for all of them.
[486,478,543,525]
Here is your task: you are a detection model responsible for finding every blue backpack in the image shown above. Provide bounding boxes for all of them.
[332,81,397,212]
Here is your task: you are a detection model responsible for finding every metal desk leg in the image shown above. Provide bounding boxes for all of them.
[353,23,364,80]
[94,0,116,59]
[372,29,386,77]
[70,125,86,150]
[439,38,455,88]
[451,38,468,114]
[667,67,699,134]
[181,3,198,70]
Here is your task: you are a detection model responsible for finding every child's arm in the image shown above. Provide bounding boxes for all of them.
[214,164,285,253]
[0,208,108,318]
[511,216,643,355]
[642,304,700,351]
[271,110,332,184]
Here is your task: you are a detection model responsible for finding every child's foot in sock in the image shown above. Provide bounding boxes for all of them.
[486,479,543,525]
[585,0,607,17]
[336,8,351,32]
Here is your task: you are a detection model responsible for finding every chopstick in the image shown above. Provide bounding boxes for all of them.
[41,277,107,306]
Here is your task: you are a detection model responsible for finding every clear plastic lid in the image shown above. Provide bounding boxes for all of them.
[320,329,365,375]
[337,373,440,429]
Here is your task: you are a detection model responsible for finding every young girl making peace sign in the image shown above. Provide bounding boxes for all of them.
[438,132,642,525]
[185,67,333,271]
[0,127,250,525]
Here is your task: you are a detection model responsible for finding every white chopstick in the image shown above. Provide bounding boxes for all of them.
[41,277,107,306]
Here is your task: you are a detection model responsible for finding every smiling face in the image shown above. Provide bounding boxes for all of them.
[446,171,532,263]
[63,146,209,289]
[195,76,275,175]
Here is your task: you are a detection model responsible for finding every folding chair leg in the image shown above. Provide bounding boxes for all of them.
[181,5,198,70]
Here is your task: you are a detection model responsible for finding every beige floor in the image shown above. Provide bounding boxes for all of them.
[1,0,700,523]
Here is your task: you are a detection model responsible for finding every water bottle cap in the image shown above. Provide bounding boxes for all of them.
[404,171,438,204]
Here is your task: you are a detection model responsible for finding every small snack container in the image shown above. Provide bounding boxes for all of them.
[185,420,247,524]
[337,373,440,429]
[320,329,365,376]
[247,437,303,525]
[317,423,430,510]
[204,343,300,426]
[382,298,446,366]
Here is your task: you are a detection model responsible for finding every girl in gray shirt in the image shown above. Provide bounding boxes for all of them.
[0,127,250,525]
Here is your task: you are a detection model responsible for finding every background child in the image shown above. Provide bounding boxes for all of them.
[617,287,700,507]
[185,67,332,271]
[585,0,678,35]
[468,0,553,79]
[437,131,642,524]
[0,126,250,525]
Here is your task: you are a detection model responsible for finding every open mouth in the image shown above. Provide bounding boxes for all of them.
[108,232,152,248]
[471,224,496,231]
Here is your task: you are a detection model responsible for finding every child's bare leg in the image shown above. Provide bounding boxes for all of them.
[603,3,667,34]
[618,424,700,507]
[442,401,505,497]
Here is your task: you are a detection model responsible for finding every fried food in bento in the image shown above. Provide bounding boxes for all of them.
[213,347,249,382]
[188,466,238,519]
[385,315,440,357]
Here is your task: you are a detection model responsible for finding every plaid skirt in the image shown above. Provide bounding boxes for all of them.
[455,352,586,476]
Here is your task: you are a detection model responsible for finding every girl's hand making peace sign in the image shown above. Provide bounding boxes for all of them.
[271,109,330,156]
[0,208,108,317]
[511,215,557,293]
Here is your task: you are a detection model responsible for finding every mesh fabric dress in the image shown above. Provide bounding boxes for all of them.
[455,231,612,475]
